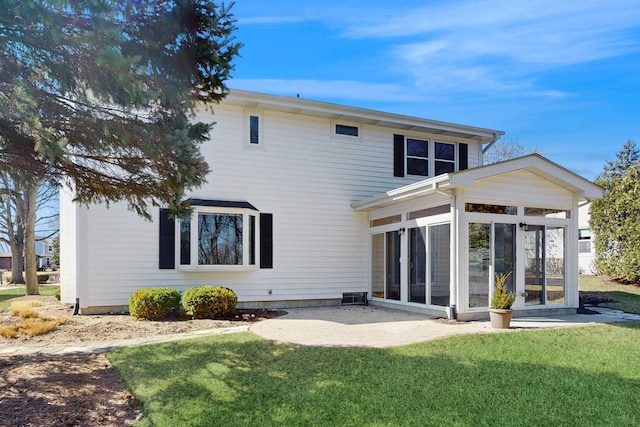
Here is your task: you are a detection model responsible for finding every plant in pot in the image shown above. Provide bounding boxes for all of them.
[489,271,516,329]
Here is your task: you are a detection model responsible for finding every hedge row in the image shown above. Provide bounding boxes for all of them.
[128,286,237,320]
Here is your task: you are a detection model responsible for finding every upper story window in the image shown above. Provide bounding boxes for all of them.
[244,110,263,147]
[249,115,260,145]
[332,121,361,140]
[394,134,466,178]
[435,142,456,175]
[335,124,359,137]
[407,138,429,176]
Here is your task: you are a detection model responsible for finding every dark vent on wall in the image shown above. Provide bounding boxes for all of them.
[342,292,368,305]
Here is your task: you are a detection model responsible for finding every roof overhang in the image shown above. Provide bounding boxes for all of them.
[183,198,258,211]
[224,89,504,143]
[352,154,604,211]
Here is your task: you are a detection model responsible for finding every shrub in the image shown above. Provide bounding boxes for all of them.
[37,274,49,284]
[0,317,68,338]
[182,286,237,319]
[10,301,42,319]
[129,288,182,320]
[491,272,515,309]
[54,287,61,300]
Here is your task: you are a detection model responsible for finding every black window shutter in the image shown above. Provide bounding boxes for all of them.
[159,208,175,269]
[260,213,273,269]
[459,143,469,171]
[393,134,405,177]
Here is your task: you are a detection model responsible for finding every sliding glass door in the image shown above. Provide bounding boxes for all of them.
[372,223,451,306]
[468,223,515,308]
[371,231,401,301]
[469,223,491,308]
[524,226,565,305]
[430,224,451,306]
[409,227,426,303]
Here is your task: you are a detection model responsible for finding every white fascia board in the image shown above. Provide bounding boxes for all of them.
[352,175,452,211]
[224,89,504,142]
[450,153,604,200]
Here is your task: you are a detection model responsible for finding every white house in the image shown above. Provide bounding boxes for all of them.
[60,90,603,319]
[578,202,597,275]
[35,237,55,269]
[0,238,55,271]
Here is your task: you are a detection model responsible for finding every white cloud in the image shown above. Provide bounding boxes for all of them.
[333,0,640,96]
[232,1,640,102]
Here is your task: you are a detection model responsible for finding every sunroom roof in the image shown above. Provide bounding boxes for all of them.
[352,154,604,211]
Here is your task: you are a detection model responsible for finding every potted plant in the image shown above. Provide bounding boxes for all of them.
[489,271,516,329]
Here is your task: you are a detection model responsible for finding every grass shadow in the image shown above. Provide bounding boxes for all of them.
[110,324,640,426]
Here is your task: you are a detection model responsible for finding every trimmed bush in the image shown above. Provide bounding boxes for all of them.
[182,286,237,319]
[37,274,49,284]
[129,288,182,320]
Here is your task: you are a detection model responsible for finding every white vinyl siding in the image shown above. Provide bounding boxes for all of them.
[60,102,485,310]
[464,169,573,207]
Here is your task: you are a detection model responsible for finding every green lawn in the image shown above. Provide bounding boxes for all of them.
[0,285,59,311]
[110,323,640,427]
[580,275,640,314]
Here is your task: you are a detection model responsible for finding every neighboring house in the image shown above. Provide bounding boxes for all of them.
[0,252,11,271]
[578,202,597,275]
[0,238,55,271]
[35,237,55,269]
[59,90,603,319]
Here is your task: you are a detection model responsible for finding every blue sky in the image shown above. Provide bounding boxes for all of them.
[228,0,640,180]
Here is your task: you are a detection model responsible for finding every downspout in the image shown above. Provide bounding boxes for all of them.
[435,184,458,320]
[481,132,503,163]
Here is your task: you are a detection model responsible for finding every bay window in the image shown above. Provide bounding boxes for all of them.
[175,203,265,270]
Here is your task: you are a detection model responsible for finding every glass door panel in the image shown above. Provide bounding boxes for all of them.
[469,223,491,308]
[524,226,545,305]
[494,224,516,293]
[386,231,401,301]
[409,227,426,303]
[546,227,565,304]
[430,223,450,306]
[524,225,566,305]
[371,234,385,298]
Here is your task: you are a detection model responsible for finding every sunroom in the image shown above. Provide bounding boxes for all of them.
[352,155,603,320]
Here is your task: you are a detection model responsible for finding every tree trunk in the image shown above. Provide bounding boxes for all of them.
[9,235,25,284]
[24,184,39,295]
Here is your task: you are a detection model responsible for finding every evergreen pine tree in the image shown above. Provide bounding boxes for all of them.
[0,1,241,293]
[591,140,640,283]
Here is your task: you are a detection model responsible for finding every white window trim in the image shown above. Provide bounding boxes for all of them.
[331,120,362,141]
[243,109,264,148]
[405,137,460,177]
[178,206,260,271]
